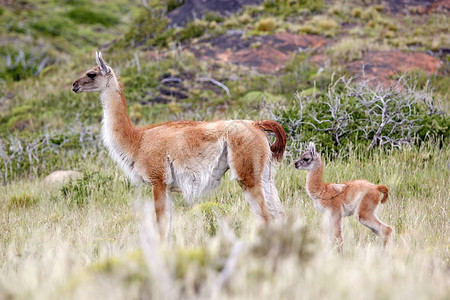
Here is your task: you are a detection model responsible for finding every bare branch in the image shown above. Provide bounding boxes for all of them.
[196,77,231,96]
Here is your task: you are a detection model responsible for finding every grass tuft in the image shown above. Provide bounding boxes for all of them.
[256,17,277,32]
[7,193,39,209]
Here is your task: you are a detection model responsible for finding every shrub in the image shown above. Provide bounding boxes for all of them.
[268,76,449,156]
[316,18,337,31]
[123,7,169,47]
[0,127,100,184]
[0,46,54,81]
[204,12,224,23]
[238,13,252,25]
[352,7,362,18]
[60,172,128,207]
[298,25,320,35]
[166,0,185,12]
[330,38,369,62]
[31,16,72,37]
[177,20,206,42]
[67,7,119,27]
[256,17,276,32]
[300,16,339,36]
[7,193,39,209]
[264,0,323,15]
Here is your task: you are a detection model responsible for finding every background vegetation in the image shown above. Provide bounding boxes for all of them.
[0,0,448,299]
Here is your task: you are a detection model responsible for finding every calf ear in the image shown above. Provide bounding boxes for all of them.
[309,142,316,156]
[96,51,110,75]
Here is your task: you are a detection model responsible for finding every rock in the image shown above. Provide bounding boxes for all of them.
[44,170,82,184]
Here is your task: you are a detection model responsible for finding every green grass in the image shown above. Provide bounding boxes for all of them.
[0,143,448,299]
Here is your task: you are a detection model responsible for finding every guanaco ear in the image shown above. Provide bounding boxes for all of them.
[96,51,110,75]
[309,142,316,156]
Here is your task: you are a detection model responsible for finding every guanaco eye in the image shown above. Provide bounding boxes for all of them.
[87,73,97,79]
[303,157,311,162]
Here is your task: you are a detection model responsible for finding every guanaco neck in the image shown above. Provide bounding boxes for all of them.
[306,157,325,197]
[100,76,141,156]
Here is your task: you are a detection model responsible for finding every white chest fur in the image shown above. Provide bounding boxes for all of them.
[101,123,140,184]
[101,93,141,184]
[306,188,325,213]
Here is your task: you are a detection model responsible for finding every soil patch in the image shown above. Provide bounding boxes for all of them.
[188,32,327,73]
[347,50,442,86]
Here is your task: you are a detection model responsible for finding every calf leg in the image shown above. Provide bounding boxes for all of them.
[329,209,344,252]
[358,214,392,246]
[357,194,392,246]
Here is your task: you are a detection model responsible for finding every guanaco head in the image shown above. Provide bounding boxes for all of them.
[72,52,114,93]
[294,142,320,170]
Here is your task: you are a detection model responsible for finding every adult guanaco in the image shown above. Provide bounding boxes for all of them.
[72,52,287,236]
[295,142,392,251]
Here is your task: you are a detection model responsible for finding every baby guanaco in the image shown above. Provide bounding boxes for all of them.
[295,142,392,251]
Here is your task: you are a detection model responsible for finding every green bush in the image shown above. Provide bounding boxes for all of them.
[271,77,449,156]
[264,0,323,15]
[67,7,120,27]
[204,12,224,23]
[0,47,53,81]
[31,16,72,37]
[166,0,185,12]
[122,6,169,47]
[60,172,128,207]
[256,17,276,32]
[177,20,206,42]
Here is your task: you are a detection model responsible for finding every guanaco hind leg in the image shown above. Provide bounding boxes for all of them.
[244,185,271,223]
[152,182,170,238]
[356,192,392,246]
[229,145,272,222]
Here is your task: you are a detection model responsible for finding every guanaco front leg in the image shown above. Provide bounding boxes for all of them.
[329,209,343,252]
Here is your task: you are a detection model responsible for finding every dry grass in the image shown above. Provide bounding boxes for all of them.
[0,142,449,299]
[256,17,277,32]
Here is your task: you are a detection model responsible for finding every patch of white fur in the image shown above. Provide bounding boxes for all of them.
[243,190,263,221]
[332,183,347,194]
[100,89,141,185]
[166,140,229,203]
[307,189,325,213]
[261,160,285,219]
[343,191,366,217]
